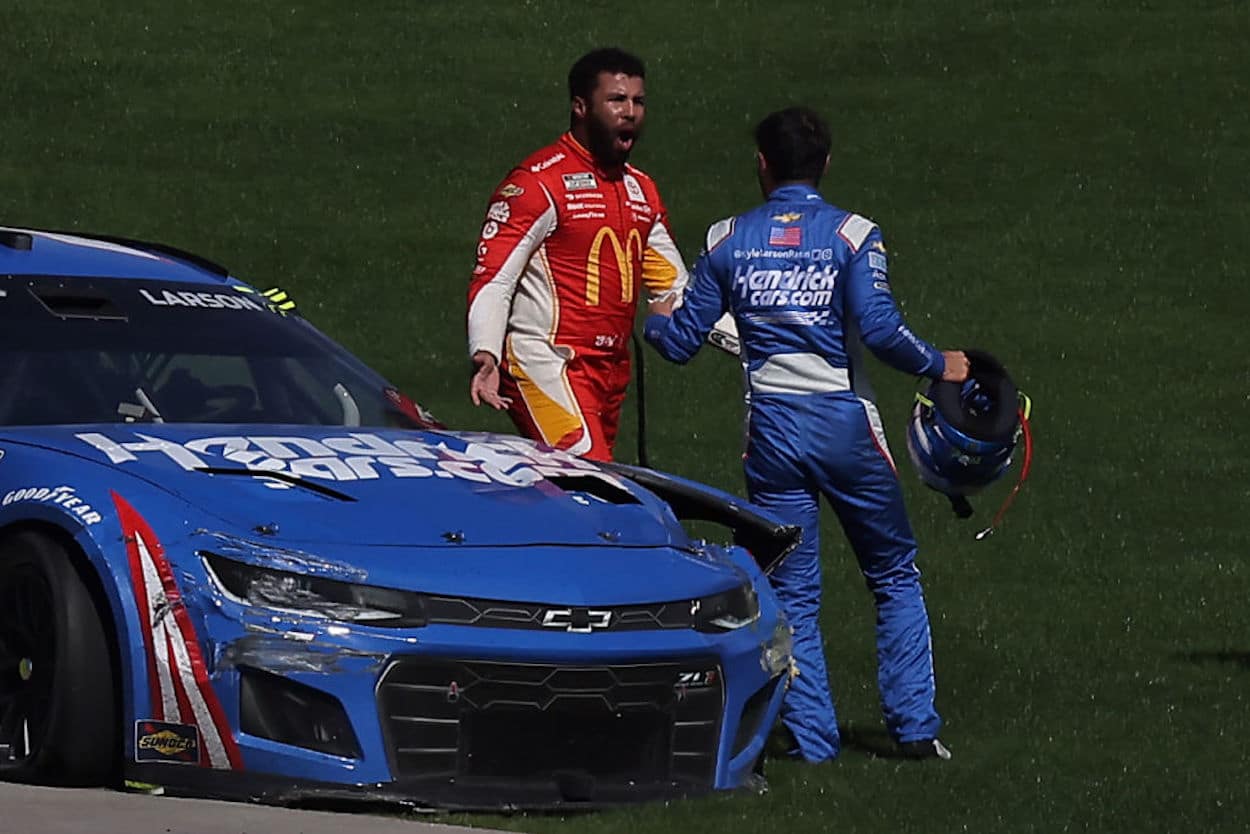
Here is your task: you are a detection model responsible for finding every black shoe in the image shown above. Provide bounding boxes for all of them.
[898,738,952,760]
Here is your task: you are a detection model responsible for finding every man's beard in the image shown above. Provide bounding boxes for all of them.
[585,115,635,168]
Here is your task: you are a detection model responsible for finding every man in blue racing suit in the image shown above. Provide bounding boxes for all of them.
[645,107,969,762]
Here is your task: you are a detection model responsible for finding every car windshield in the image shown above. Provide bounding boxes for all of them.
[0,275,438,429]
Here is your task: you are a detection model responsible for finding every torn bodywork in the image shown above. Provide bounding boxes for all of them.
[600,462,801,573]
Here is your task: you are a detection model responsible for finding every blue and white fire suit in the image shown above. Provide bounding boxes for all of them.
[645,184,946,761]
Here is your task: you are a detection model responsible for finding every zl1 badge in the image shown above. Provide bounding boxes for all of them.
[135,721,200,764]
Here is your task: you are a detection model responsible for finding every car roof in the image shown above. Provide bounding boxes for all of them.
[0,226,232,286]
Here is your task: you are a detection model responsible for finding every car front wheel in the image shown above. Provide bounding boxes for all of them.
[0,530,118,785]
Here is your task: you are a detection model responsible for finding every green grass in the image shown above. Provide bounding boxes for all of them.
[4,1,1249,831]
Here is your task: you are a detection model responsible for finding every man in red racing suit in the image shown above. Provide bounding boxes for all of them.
[467,48,688,462]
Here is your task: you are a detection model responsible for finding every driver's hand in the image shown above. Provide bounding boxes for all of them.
[470,351,512,409]
[940,350,971,383]
[647,295,676,317]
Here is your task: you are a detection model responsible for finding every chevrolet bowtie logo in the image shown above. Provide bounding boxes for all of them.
[541,608,612,633]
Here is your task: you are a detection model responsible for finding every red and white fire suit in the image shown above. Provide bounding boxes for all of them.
[467,132,688,461]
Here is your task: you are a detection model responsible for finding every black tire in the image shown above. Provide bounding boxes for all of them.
[0,530,118,785]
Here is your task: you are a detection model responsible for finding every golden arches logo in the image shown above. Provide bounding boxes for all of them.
[585,226,643,306]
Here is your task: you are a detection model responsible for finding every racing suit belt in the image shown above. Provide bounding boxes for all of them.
[749,352,851,396]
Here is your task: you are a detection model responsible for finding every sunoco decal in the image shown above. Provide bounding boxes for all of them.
[135,720,200,764]
[77,431,620,489]
[2,486,103,524]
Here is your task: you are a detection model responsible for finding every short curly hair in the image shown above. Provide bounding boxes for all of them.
[568,48,646,101]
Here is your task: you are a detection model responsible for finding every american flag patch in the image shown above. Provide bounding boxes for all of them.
[769,226,801,247]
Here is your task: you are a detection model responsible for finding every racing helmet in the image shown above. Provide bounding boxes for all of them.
[906,349,1023,499]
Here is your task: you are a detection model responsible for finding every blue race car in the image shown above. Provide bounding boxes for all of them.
[0,226,795,809]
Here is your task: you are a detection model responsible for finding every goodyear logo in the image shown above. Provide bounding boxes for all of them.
[585,226,642,305]
[135,721,200,764]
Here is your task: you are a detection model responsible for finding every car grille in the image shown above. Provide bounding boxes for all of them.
[377,658,723,792]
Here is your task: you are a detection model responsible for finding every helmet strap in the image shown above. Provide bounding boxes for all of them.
[975,394,1034,540]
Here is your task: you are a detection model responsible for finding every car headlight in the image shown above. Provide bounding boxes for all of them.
[202,553,426,628]
[692,583,760,633]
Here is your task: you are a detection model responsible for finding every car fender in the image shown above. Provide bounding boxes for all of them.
[599,461,802,574]
[0,439,243,753]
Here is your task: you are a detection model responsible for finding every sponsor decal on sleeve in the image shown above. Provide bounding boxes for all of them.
[836,214,876,252]
[868,251,888,272]
[498,183,525,198]
[486,201,511,224]
[703,217,735,254]
[480,221,499,240]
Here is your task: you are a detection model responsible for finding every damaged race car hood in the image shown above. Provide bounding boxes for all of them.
[20,425,681,548]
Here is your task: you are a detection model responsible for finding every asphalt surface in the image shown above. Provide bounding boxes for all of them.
[0,783,506,834]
